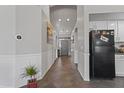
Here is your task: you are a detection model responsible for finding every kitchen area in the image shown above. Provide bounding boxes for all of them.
[89,12,124,77]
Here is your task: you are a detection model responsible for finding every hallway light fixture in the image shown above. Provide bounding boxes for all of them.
[58,18,62,22]
[66,18,70,22]
[66,30,69,33]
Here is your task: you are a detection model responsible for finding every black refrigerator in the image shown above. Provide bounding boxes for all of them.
[89,30,115,79]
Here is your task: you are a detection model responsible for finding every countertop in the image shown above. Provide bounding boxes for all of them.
[115,53,124,55]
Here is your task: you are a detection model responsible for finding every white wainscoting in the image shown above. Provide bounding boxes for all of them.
[78,52,90,81]
[15,53,42,88]
[0,49,59,88]
[41,49,55,78]
[0,55,15,88]
[78,51,84,80]
[83,53,90,81]
[74,50,78,64]
[15,49,55,87]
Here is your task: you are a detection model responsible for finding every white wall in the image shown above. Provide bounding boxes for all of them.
[16,6,42,55]
[77,6,87,81]
[74,29,78,64]
[15,5,56,87]
[82,5,124,81]
[0,6,16,87]
[41,11,55,77]
[15,5,42,87]
[0,6,16,55]
[0,5,56,88]
[71,25,78,64]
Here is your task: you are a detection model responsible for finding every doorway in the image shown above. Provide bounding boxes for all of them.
[61,40,69,56]
[58,39,71,57]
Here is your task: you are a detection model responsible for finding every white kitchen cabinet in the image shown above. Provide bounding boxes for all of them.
[108,21,118,42]
[118,21,124,42]
[90,20,124,42]
[89,21,97,30]
[115,55,124,76]
[89,21,108,30]
[95,21,108,30]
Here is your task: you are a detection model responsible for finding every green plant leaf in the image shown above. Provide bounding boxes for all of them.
[22,65,38,79]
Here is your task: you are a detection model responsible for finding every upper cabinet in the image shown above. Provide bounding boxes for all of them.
[89,21,97,30]
[108,21,118,42]
[89,13,124,42]
[118,21,124,42]
[95,21,108,30]
[89,21,107,30]
[90,21,124,42]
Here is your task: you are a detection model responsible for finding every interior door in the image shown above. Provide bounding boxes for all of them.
[61,40,69,56]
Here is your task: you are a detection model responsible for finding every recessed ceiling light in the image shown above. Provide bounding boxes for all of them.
[66,18,70,22]
[111,23,114,26]
[66,30,69,32]
[58,18,62,22]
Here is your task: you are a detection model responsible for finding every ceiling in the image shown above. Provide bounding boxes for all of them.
[50,5,77,37]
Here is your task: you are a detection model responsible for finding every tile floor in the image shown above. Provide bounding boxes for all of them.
[37,56,124,88]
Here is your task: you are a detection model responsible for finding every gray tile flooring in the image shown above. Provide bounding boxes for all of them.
[22,56,124,88]
[88,77,124,88]
[37,56,124,88]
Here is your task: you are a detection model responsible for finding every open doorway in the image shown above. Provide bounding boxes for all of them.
[61,40,69,56]
[58,38,71,57]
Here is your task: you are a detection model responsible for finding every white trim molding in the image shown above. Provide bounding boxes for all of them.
[116,72,124,77]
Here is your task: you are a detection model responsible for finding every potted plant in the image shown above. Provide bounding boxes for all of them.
[22,65,38,88]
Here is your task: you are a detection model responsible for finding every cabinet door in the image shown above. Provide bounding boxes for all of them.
[89,21,97,30]
[118,21,124,42]
[115,55,124,76]
[95,21,108,30]
[89,21,107,30]
[108,21,118,42]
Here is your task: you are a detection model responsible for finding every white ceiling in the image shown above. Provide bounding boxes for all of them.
[50,5,77,37]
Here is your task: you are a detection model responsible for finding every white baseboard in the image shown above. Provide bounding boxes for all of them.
[0,85,13,88]
[116,72,124,77]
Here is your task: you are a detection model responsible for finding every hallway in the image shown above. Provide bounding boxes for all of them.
[38,56,91,88]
